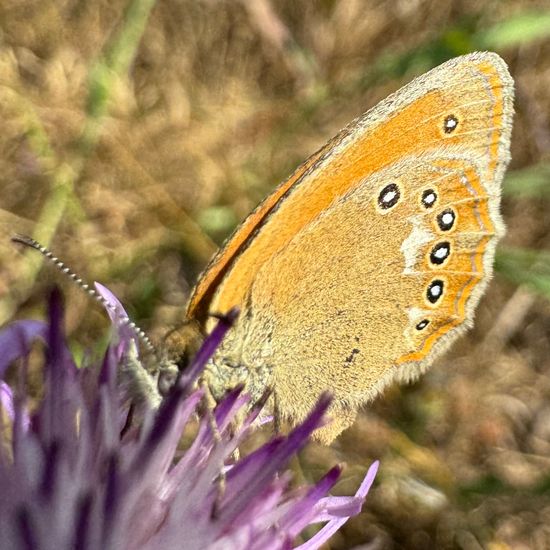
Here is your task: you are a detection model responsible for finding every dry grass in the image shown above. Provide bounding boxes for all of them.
[1,0,550,547]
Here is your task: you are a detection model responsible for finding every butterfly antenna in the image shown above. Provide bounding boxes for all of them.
[11,234,156,356]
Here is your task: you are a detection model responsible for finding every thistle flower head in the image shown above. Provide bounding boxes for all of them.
[0,288,378,549]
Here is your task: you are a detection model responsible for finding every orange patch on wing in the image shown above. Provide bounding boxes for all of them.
[185,147,327,321]
[188,57,508,329]
[398,234,491,364]
[397,63,506,365]
[191,90,452,319]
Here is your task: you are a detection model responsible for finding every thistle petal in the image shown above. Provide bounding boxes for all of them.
[0,289,377,549]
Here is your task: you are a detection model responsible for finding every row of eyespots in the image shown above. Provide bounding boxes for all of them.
[415,115,460,333]
[421,190,457,230]
[379,114,460,335]
[380,185,457,232]
[416,207,456,331]
[376,110,461,335]
[417,193,457,332]
[382,187,456,333]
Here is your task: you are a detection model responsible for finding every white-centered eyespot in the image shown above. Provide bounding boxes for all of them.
[430,241,451,265]
[378,183,401,210]
[437,208,456,231]
[421,189,437,209]
[427,279,444,304]
[443,114,459,134]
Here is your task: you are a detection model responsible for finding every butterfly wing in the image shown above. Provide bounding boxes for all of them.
[243,150,506,441]
[194,53,512,320]
[198,52,513,441]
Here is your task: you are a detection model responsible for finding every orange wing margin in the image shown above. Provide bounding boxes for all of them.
[185,144,329,323]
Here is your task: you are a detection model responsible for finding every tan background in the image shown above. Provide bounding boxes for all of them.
[1,1,550,547]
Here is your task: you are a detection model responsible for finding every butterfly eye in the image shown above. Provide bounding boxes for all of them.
[421,189,437,208]
[443,114,459,134]
[426,279,444,304]
[378,183,401,210]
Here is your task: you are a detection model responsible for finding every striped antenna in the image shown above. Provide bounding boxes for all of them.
[11,234,156,355]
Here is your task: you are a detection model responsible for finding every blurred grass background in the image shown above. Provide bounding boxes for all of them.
[1,0,550,548]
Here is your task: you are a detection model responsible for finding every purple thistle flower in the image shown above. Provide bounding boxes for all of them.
[0,288,378,549]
